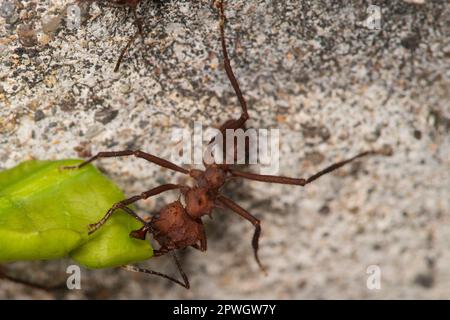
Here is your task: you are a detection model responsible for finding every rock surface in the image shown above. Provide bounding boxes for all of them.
[0,0,449,299]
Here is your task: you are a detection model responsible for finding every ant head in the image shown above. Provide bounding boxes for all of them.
[133,200,206,253]
[151,200,186,232]
[184,187,215,219]
[130,201,187,240]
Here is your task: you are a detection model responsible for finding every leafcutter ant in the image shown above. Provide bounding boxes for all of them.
[62,1,391,288]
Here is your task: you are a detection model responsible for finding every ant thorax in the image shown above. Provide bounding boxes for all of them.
[184,187,215,219]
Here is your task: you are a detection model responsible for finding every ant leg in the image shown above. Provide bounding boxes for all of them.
[132,6,144,38]
[88,203,142,235]
[114,6,145,72]
[0,267,66,292]
[199,224,207,251]
[121,252,190,289]
[230,150,387,186]
[209,1,251,162]
[153,248,170,257]
[114,30,140,72]
[62,150,189,174]
[216,194,266,273]
[191,223,207,252]
[88,184,184,235]
[216,0,249,125]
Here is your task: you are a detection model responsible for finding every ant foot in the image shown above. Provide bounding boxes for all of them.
[258,262,268,276]
[59,165,80,171]
[377,144,394,157]
[87,223,101,235]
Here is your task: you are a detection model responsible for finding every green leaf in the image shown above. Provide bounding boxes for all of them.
[0,160,153,268]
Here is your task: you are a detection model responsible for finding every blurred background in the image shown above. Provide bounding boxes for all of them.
[0,0,449,299]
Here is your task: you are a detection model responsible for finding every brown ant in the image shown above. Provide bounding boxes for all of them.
[62,1,391,289]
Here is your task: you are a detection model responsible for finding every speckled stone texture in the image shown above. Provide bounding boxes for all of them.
[0,0,449,299]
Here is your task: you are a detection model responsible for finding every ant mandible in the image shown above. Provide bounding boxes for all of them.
[63,1,390,289]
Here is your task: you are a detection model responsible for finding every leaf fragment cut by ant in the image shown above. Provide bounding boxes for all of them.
[0,159,153,268]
